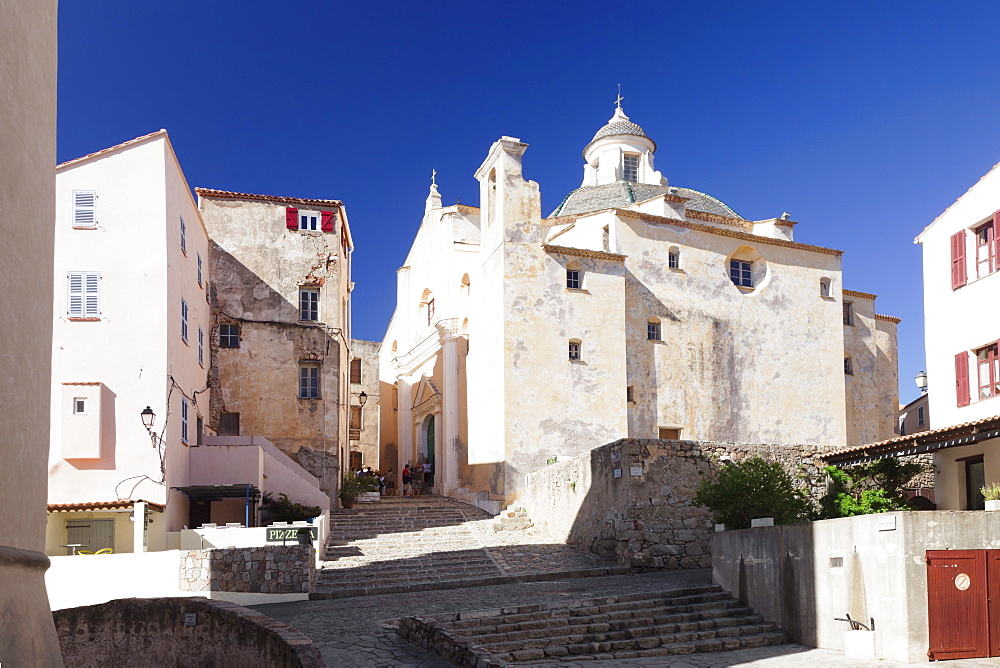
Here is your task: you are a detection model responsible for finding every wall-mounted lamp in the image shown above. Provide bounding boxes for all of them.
[358,391,368,407]
[141,406,156,429]
[914,370,928,394]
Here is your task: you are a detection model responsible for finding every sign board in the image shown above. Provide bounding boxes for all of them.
[877,515,897,532]
[613,468,622,478]
[266,526,318,543]
[629,466,643,477]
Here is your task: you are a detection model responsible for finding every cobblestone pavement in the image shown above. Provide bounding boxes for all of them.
[254,568,1000,667]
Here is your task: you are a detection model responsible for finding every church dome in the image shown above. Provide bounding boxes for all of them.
[583,106,656,158]
[549,182,741,219]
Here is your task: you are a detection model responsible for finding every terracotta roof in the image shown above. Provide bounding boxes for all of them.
[823,415,1000,463]
[57,130,167,170]
[843,289,877,300]
[875,313,901,324]
[61,381,101,386]
[48,500,165,513]
[196,188,342,208]
[542,244,627,262]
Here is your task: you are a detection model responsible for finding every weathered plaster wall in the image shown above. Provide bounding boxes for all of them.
[519,439,828,569]
[350,338,381,467]
[179,545,315,594]
[54,596,322,667]
[844,292,899,446]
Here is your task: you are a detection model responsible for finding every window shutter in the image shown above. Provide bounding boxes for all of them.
[68,273,84,317]
[993,211,1000,272]
[321,210,335,232]
[84,273,99,317]
[286,207,298,230]
[956,350,971,407]
[951,230,967,289]
[73,191,96,228]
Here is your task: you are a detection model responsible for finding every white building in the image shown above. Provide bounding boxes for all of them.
[380,105,899,509]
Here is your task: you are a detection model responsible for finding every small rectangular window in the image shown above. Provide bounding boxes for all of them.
[73,398,87,414]
[350,405,362,430]
[299,212,318,231]
[181,298,189,342]
[623,154,639,183]
[299,364,320,399]
[659,427,681,440]
[198,327,204,366]
[566,269,581,289]
[976,343,1000,400]
[820,278,831,297]
[729,260,752,288]
[197,253,203,286]
[843,302,854,326]
[568,341,581,361]
[68,272,100,318]
[72,191,96,228]
[219,323,240,348]
[181,398,189,444]
[647,321,661,341]
[844,357,853,375]
[668,251,679,269]
[299,288,319,321]
[180,217,187,254]
[976,222,996,278]
[219,412,240,436]
[350,358,362,384]
[626,386,634,403]
[917,405,925,427]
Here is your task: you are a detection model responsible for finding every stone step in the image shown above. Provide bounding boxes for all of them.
[509,632,787,663]
[319,566,499,584]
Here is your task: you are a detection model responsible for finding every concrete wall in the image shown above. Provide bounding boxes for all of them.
[54,596,322,667]
[917,162,1000,429]
[0,1,62,662]
[712,511,1000,663]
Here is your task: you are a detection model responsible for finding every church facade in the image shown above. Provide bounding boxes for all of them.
[380,106,899,508]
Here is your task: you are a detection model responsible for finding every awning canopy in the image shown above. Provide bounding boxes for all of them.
[172,484,261,502]
[824,416,1000,466]
[48,500,165,513]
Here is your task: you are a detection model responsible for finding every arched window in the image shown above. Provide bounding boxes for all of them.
[568,338,582,361]
[820,277,832,298]
[647,317,662,341]
[727,245,766,291]
[419,289,434,326]
[391,340,398,354]
[668,246,680,270]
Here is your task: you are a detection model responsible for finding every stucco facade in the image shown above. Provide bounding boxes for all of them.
[381,106,898,508]
[198,190,353,505]
[48,132,211,554]
[348,339,381,470]
[0,0,61,662]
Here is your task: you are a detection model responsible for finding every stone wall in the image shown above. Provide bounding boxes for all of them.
[519,438,829,569]
[54,596,322,667]
[179,545,315,594]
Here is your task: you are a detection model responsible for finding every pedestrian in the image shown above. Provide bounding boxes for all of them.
[377,471,385,495]
[423,461,433,488]
[385,468,396,496]
[402,465,412,497]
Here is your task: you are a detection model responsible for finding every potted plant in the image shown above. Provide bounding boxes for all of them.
[339,472,366,509]
[982,482,1000,511]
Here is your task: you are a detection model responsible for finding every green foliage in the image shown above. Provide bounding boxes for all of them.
[261,492,322,523]
[982,482,1000,501]
[339,471,379,503]
[819,458,928,518]
[693,457,813,529]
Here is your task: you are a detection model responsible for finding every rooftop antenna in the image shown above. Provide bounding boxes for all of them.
[616,84,624,110]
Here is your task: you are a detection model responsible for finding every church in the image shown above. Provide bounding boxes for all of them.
[379,104,899,510]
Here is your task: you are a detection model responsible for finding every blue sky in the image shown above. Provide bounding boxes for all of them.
[58,2,1000,405]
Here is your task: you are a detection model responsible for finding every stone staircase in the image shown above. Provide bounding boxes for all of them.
[313,496,623,600]
[398,584,785,665]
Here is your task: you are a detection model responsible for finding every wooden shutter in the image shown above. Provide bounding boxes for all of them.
[84,273,99,317]
[952,230,968,289]
[68,273,83,317]
[68,272,98,318]
[286,206,299,230]
[73,191,96,228]
[321,210,335,232]
[956,350,971,407]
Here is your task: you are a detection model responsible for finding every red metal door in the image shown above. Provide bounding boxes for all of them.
[927,550,988,660]
[987,550,1000,656]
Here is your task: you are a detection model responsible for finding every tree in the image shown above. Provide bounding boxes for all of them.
[819,458,928,518]
[694,457,813,529]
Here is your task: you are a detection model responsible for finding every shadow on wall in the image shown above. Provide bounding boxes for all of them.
[53,596,323,667]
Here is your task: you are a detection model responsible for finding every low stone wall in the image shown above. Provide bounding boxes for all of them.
[54,596,323,667]
[179,545,315,594]
[398,615,502,668]
[519,439,828,569]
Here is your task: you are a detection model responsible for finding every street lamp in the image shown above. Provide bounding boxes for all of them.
[358,391,368,407]
[141,406,156,429]
[915,370,928,394]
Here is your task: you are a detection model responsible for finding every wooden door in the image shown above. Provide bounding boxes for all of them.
[927,550,988,660]
[987,550,1000,656]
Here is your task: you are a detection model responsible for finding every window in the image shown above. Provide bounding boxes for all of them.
[975,221,996,278]
[350,358,362,384]
[350,405,362,430]
[299,212,318,231]
[917,405,925,427]
[73,398,87,414]
[566,269,581,289]
[623,154,639,182]
[951,229,968,289]
[181,398,189,444]
[219,323,240,348]
[181,298,189,342]
[219,412,240,436]
[966,456,986,510]
[977,342,1000,400]
[647,318,661,341]
[659,427,681,440]
[844,356,853,375]
[626,386,634,403]
[820,278,831,297]
[568,340,581,361]
[299,288,319,321]
[729,260,752,288]
[67,272,100,318]
[180,217,187,254]
[299,364,320,399]
[198,327,204,366]
[197,253,203,286]
[843,302,854,326]
[72,191,96,228]
[668,248,679,269]
[426,298,435,326]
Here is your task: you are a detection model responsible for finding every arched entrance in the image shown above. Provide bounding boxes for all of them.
[422,414,436,480]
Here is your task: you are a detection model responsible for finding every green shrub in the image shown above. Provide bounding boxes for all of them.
[819,458,928,518]
[693,457,813,529]
[261,492,322,523]
[339,471,379,504]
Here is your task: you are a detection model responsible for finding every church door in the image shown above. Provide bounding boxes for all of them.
[425,415,435,472]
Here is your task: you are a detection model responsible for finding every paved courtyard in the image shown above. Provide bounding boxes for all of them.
[253,568,1000,667]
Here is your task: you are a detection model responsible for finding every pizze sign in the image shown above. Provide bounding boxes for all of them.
[265,526,317,542]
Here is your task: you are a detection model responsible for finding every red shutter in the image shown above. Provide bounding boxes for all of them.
[993,211,1000,273]
[956,351,971,407]
[285,207,298,231]
[951,230,967,289]
[321,210,335,232]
